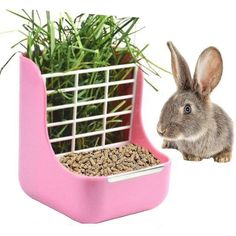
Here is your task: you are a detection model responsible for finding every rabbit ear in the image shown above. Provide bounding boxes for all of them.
[193,47,223,97]
[167,41,192,90]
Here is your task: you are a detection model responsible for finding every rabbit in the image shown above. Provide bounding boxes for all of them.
[157,42,233,162]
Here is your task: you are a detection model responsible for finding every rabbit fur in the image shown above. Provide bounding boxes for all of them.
[157,42,233,162]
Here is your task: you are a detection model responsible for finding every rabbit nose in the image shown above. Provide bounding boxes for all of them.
[157,125,166,136]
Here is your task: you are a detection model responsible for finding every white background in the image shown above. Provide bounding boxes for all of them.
[0,0,236,235]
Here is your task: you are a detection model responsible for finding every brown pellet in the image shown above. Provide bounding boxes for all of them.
[60,143,160,176]
[90,158,96,166]
[66,160,73,165]
[80,157,89,164]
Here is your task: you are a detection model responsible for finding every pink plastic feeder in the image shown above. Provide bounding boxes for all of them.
[19,55,171,223]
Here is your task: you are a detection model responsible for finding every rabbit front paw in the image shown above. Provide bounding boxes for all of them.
[183,153,203,161]
[213,151,231,163]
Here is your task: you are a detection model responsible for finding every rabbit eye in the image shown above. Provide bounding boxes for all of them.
[184,104,192,114]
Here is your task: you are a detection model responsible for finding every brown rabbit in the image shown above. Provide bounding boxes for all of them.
[157,42,233,162]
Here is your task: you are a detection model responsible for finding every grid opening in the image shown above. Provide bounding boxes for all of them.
[109,67,134,82]
[107,98,132,113]
[75,135,102,150]
[47,91,74,106]
[77,103,104,118]
[47,108,74,122]
[44,64,137,156]
[46,75,75,90]
[78,71,106,86]
[77,87,105,101]
[48,123,73,139]
[105,129,130,145]
[106,113,131,129]
[76,118,103,134]
[51,140,72,154]
[108,83,134,98]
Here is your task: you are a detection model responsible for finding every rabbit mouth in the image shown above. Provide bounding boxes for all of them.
[157,123,183,140]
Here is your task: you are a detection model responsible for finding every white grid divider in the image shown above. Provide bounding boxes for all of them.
[43,63,137,156]
[43,63,136,78]
[50,125,131,143]
[47,110,132,128]
[46,78,135,95]
[102,69,109,146]
[71,73,79,152]
[46,94,134,112]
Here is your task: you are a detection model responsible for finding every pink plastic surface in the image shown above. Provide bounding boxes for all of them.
[19,55,171,223]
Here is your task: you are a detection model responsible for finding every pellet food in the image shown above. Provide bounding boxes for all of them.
[60,143,160,176]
